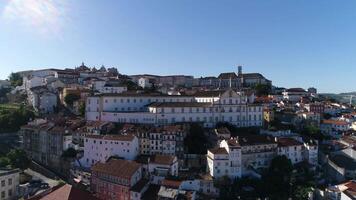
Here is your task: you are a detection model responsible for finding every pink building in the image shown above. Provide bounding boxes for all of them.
[91,159,142,200]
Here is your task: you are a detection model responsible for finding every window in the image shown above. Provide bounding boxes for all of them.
[1,180,5,187]
[8,178,12,185]
[8,189,12,197]
[1,191,5,198]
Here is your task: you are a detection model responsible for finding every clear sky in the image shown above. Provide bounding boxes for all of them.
[0,0,355,93]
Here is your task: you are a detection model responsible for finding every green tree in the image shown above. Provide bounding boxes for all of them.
[0,157,10,168]
[6,149,31,170]
[8,72,22,87]
[62,148,77,158]
[64,94,80,106]
[263,155,293,199]
[292,185,313,200]
[184,123,208,154]
[301,125,324,140]
[254,84,271,96]
[78,102,86,116]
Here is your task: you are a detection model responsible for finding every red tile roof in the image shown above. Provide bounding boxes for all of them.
[151,155,176,165]
[277,138,303,147]
[91,159,141,179]
[30,184,98,200]
[323,120,349,126]
[208,147,228,155]
[86,134,135,141]
[161,179,182,189]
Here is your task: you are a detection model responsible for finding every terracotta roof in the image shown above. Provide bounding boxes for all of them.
[323,120,349,126]
[86,134,135,141]
[344,181,356,199]
[227,138,240,148]
[161,179,182,189]
[30,184,98,200]
[91,159,141,179]
[209,147,228,154]
[277,138,303,147]
[151,155,176,165]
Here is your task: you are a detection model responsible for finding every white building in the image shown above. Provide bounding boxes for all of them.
[97,83,127,94]
[138,77,153,89]
[0,169,20,200]
[303,141,318,166]
[277,138,304,164]
[321,120,350,138]
[81,134,139,168]
[27,89,58,113]
[148,155,179,178]
[283,88,308,102]
[85,89,263,128]
[207,147,230,179]
[220,138,242,178]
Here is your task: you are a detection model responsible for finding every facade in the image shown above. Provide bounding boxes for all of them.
[207,138,242,179]
[122,124,187,161]
[263,108,274,123]
[0,169,20,200]
[194,66,271,89]
[283,88,308,102]
[27,87,58,113]
[277,138,304,164]
[81,134,139,168]
[321,120,350,138]
[98,83,127,94]
[91,159,142,200]
[239,135,278,172]
[305,102,325,114]
[148,155,179,178]
[207,147,229,179]
[303,141,319,166]
[21,120,73,175]
[86,89,263,128]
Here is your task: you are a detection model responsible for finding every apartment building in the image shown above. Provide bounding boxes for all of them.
[0,169,20,200]
[239,135,278,173]
[81,134,139,168]
[207,147,230,179]
[121,124,187,161]
[86,89,263,128]
[277,138,304,164]
[91,159,142,200]
[21,120,73,175]
[321,120,350,138]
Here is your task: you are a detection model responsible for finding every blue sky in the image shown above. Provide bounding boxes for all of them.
[0,0,355,93]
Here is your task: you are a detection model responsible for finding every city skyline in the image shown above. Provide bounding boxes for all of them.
[1,0,356,93]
